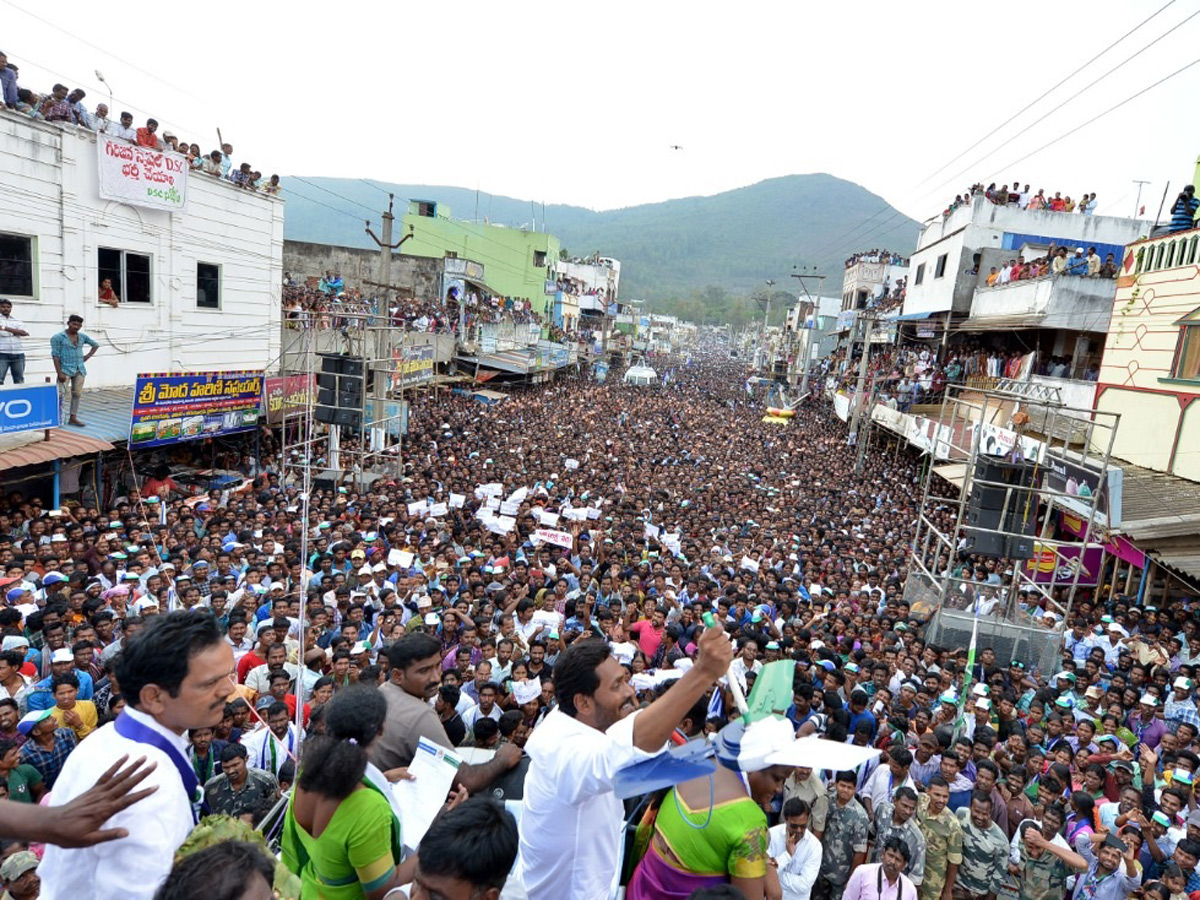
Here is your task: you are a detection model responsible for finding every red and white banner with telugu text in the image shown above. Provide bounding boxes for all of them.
[97,135,189,212]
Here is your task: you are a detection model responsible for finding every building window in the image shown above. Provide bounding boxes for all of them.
[1153,244,1165,271]
[1135,247,1146,273]
[934,254,948,278]
[1167,241,1178,269]
[197,263,220,309]
[914,263,925,285]
[98,248,152,303]
[1171,309,1200,381]
[1188,237,1199,266]
[0,233,35,298]
[533,250,547,268]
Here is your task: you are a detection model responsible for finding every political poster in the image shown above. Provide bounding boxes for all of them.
[130,371,262,448]
[97,136,189,212]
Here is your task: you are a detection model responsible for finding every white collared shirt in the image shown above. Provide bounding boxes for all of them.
[0,313,24,354]
[518,708,659,900]
[40,707,193,900]
[768,824,822,900]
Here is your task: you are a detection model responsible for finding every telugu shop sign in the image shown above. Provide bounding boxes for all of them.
[130,371,263,448]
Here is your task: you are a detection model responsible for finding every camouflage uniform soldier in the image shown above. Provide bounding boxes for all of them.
[1013,822,1075,900]
[813,771,869,900]
[953,792,1008,900]
[871,787,927,886]
[917,777,963,900]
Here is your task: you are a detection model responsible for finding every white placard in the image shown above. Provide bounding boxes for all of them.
[741,556,760,573]
[428,502,448,518]
[507,486,529,504]
[563,507,587,522]
[97,135,189,212]
[564,458,579,470]
[586,508,601,520]
[387,549,405,566]
[485,497,501,511]
[482,483,504,496]
[449,493,466,509]
[538,511,560,528]
[500,501,521,516]
[534,528,574,549]
[407,500,426,517]
[397,551,415,568]
[645,524,661,540]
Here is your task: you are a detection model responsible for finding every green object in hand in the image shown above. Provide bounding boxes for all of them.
[701,612,716,629]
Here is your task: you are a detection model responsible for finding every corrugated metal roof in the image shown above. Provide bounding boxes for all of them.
[57,386,135,444]
[1114,463,1200,582]
[1116,463,1200,540]
[0,429,114,470]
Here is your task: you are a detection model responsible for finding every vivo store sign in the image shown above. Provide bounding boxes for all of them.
[0,384,60,435]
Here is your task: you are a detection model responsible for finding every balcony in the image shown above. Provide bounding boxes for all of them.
[966,272,1118,332]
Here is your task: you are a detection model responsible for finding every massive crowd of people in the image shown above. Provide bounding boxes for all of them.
[0,343,1193,900]
[283,271,598,349]
[0,50,277,196]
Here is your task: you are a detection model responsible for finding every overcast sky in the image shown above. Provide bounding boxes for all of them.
[9,0,1200,231]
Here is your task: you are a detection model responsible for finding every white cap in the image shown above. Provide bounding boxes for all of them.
[358,566,373,576]
[50,648,74,664]
[972,683,989,696]
[975,698,992,710]
[1174,676,1194,691]
[1140,692,1159,706]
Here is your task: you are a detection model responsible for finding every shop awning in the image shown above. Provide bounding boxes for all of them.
[0,429,114,470]
[59,386,136,444]
[959,314,1048,332]
[932,463,967,489]
[888,311,935,321]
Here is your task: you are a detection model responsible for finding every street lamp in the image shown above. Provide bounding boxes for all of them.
[94,70,112,110]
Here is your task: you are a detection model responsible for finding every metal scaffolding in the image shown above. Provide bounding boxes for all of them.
[905,380,1121,649]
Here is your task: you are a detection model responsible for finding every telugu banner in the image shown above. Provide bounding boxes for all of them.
[97,135,189,212]
[130,371,263,447]
[263,374,316,425]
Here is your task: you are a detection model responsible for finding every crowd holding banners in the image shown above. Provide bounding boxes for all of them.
[0,342,1198,897]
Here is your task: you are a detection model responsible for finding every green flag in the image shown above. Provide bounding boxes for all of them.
[745,660,796,723]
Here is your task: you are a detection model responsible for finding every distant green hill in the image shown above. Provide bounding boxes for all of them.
[281,173,920,306]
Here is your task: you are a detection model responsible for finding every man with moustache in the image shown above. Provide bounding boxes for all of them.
[38,612,237,900]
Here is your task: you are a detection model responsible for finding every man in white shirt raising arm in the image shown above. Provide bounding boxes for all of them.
[519,623,733,900]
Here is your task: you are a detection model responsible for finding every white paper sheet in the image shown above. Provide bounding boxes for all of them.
[392,736,462,850]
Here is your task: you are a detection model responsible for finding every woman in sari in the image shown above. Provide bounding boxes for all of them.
[282,685,412,899]
[627,716,800,900]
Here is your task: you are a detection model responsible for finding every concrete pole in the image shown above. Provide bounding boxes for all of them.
[848,313,874,445]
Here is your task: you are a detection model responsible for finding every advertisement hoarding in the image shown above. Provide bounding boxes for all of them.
[130,371,263,448]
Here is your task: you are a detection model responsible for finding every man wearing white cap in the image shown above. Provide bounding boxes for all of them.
[24,649,93,714]
[1130,693,1168,749]
[1166,677,1200,733]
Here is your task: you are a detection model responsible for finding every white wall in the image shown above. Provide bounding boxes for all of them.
[0,116,282,389]
[902,196,1145,318]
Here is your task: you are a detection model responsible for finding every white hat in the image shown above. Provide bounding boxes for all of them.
[1140,692,1159,706]
[416,595,432,609]
[50,648,74,664]
[972,683,989,696]
[351,641,369,655]
[1174,677,1194,691]
[975,698,992,710]
[0,636,28,652]
[512,680,542,705]
[423,612,440,626]
[809,640,825,651]
[736,716,810,771]
[358,566,373,576]
[372,563,387,572]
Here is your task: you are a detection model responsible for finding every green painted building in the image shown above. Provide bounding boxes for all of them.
[400,201,560,316]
